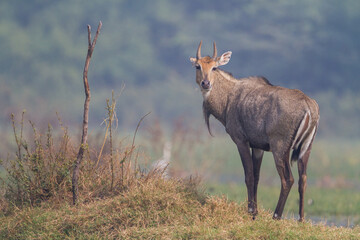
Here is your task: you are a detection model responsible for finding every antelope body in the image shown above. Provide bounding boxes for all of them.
[190,41,319,221]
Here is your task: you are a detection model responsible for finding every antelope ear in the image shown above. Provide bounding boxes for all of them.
[217,51,232,66]
[190,57,197,64]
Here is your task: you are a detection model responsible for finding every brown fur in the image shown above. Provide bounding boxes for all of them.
[191,42,319,221]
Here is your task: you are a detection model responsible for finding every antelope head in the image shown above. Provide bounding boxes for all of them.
[190,41,232,95]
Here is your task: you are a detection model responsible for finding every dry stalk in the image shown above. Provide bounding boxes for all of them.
[96,85,124,167]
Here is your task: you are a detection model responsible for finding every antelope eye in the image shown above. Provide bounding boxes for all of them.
[212,67,217,71]
[195,65,201,70]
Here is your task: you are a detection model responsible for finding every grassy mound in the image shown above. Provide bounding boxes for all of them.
[1,176,359,240]
[1,112,359,239]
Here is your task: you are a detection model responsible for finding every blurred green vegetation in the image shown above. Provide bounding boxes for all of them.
[0,0,360,138]
[1,0,360,230]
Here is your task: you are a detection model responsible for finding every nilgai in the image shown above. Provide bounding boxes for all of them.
[190,41,319,221]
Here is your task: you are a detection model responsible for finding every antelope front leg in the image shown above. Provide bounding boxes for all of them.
[236,142,256,218]
[252,148,264,216]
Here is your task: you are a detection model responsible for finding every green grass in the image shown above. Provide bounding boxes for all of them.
[207,184,360,220]
[1,177,359,239]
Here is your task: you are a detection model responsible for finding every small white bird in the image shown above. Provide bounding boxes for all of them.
[151,141,172,178]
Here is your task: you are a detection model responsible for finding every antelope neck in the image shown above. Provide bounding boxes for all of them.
[204,70,236,125]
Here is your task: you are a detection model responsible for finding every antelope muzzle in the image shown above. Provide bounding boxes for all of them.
[201,79,211,90]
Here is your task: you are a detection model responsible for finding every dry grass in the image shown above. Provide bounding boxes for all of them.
[1,175,359,239]
[0,110,150,213]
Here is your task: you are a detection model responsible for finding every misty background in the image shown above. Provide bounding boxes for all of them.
[1,0,360,139]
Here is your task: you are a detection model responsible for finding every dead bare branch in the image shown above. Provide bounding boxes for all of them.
[72,21,102,205]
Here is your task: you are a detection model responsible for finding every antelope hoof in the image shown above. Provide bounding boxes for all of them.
[298,217,304,222]
[248,207,258,220]
[248,207,254,214]
[272,213,281,220]
[248,207,257,214]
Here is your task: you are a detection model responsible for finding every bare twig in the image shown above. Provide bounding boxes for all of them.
[109,91,115,191]
[124,112,150,180]
[131,112,151,151]
[72,21,102,205]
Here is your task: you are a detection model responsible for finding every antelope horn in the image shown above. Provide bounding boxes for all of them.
[212,41,217,59]
[196,40,202,59]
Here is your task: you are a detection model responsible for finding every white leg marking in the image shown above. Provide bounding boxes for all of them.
[292,111,310,149]
[299,126,316,159]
